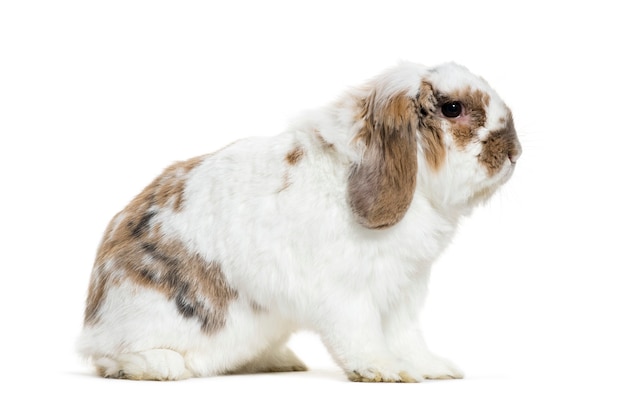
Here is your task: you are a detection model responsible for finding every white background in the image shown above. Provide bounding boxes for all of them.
[1,0,625,403]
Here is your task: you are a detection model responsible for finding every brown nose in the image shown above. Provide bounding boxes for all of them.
[508,148,521,164]
[479,120,521,176]
[508,140,522,164]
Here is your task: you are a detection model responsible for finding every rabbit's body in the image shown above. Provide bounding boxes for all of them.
[78,62,520,382]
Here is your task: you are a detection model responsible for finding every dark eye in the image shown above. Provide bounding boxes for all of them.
[441,101,463,118]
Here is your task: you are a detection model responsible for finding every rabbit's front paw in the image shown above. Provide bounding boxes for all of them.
[415,354,464,380]
[346,364,423,383]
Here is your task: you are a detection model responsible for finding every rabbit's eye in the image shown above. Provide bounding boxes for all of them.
[441,101,463,118]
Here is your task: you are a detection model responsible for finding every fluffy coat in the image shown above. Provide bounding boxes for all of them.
[78,61,521,382]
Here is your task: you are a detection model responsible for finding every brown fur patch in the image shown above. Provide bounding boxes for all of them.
[437,87,490,149]
[279,145,306,193]
[285,146,304,165]
[84,155,238,333]
[416,81,446,170]
[314,130,334,149]
[154,155,205,211]
[479,113,520,175]
[349,92,418,229]
[92,155,205,268]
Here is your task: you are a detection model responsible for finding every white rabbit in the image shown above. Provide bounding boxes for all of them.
[77,61,521,382]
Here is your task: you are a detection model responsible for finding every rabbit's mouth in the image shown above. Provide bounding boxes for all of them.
[498,158,517,184]
[467,162,517,207]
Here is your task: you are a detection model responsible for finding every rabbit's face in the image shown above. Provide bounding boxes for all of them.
[419,63,521,207]
[348,62,521,228]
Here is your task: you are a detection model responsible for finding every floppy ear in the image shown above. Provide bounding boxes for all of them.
[348,89,419,229]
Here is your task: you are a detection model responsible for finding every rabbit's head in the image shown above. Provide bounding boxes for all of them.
[348,62,521,229]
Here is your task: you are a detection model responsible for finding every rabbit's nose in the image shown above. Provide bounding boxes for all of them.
[508,148,521,164]
[508,139,522,164]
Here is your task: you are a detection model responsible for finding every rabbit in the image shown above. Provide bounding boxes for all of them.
[77,61,521,382]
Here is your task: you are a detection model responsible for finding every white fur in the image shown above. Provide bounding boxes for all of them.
[78,62,518,382]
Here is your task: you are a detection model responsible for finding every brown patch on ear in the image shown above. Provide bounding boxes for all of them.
[85,154,238,333]
[416,81,446,170]
[285,146,304,166]
[348,92,418,229]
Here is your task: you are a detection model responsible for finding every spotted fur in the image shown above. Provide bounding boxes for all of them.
[78,61,520,382]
